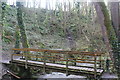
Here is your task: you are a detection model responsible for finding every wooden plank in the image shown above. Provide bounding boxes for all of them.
[46,58,98,64]
[12,54,43,59]
[99,54,102,68]
[12,48,27,51]
[75,61,95,64]
[48,59,67,61]
[12,59,104,73]
[29,56,43,59]
[12,54,23,56]
[66,53,69,76]
[14,52,100,57]
[43,52,46,74]
[69,58,104,62]
[12,48,104,56]
[21,53,39,56]
[94,55,97,79]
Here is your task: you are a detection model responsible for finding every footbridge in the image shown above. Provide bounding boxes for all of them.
[10,48,105,79]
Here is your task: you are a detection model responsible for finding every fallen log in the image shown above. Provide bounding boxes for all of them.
[6,70,20,79]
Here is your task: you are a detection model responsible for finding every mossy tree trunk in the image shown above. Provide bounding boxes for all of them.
[14,26,20,50]
[110,1,120,77]
[0,33,2,79]
[94,2,120,78]
[0,2,2,79]
[1,2,6,43]
[94,2,113,60]
[16,2,29,48]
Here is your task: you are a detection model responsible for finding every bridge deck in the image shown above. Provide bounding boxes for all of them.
[11,59,104,75]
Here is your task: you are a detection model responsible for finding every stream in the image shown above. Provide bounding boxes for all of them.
[2,72,87,80]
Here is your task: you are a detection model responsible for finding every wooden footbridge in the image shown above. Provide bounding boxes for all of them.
[10,48,105,79]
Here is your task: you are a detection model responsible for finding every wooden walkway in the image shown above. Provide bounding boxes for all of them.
[12,59,103,73]
[10,48,105,78]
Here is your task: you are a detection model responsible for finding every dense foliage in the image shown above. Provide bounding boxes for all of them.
[1,2,106,52]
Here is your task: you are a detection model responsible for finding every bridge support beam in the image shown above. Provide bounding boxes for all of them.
[43,51,46,74]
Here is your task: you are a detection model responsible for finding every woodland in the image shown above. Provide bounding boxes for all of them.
[0,0,120,79]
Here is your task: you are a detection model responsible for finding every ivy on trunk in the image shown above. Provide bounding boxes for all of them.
[16,2,29,48]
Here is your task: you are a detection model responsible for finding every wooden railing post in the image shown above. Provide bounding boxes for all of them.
[43,51,46,74]
[25,51,28,69]
[94,53,97,79]
[11,50,14,61]
[100,53,104,69]
[11,54,13,61]
[66,52,69,76]
[99,54,102,68]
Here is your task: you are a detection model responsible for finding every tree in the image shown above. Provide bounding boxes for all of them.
[16,2,29,48]
[0,2,2,79]
[0,34,1,79]
[1,2,6,43]
[94,2,120,78]
[110,2,120,41]
[110,1,120,77]
[14,25,20,49]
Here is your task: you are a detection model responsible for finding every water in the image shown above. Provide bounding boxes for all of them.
[37,72,87,80]
[2,72,87,80]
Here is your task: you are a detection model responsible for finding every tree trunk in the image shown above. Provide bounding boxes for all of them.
[94,2,120,78]
[1,2,6,43]
[0,33,2,79]
[1,2,6,79]
[16,2,29,48]
[14,26,20,49]
[0,2,2,78]
[110,1,120,77]
[93,2,115,61]
[110,2,120,41]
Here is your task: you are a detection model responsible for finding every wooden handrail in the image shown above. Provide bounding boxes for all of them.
[75,61,95,64]
[12,48,104,53]
[12,54,100,64]
[48,59,67,61]
[69,58,104,62]
[12,53,104,62]
[12,48,104,56]
[12,54,43,59]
